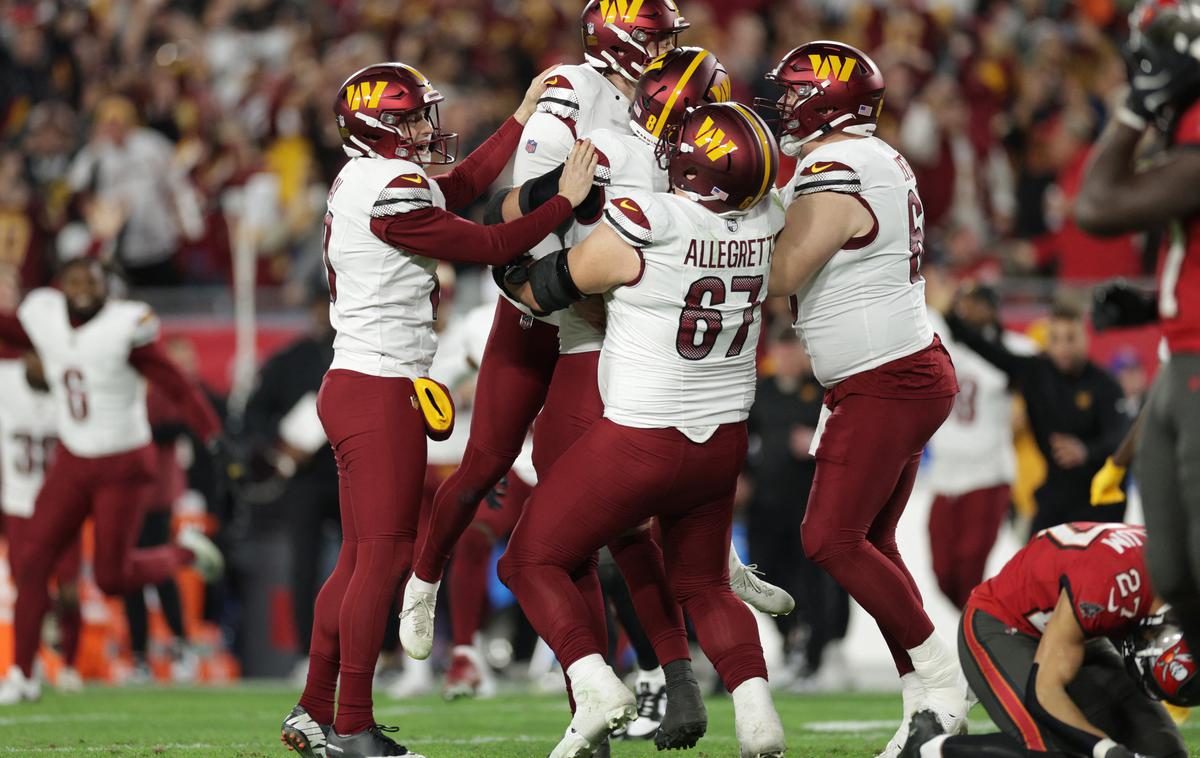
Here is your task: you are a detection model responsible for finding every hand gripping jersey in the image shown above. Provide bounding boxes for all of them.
[600,189,786,442]
[925,311,1038,496]
[17,288,156,457]
[782,137,934,386]
[510,64,632,351]
[0,360,57,517]
[1160,100,1200,355]
[969,522,1156,639]
[325,158,446,379]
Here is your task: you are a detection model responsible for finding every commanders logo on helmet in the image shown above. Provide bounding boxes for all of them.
[334,63,458,164]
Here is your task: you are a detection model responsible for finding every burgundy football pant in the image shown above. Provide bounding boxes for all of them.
[803,391,955,676]
[4,514,83,668]
[500,421,765,693]
[929,484,1011,609]
[299,370,425,735]
[412,298,558,583]
[11,443,190,677]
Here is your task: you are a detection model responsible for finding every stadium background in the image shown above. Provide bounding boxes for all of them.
[0,0,1180,751]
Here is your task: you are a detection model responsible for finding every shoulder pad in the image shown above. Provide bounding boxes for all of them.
[793,158,862,196]
[604,196,654,247]
[373,170,434,217]
[537,66,588,127]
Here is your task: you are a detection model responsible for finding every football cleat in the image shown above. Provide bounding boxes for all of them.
[876,672,925,758]
[398,577,438,661]
[55,666,83,693]
[325,724,425,757]
[900,710,944,758]
[621,668,665,740]
[281,705,330,758]
[732,678,786,758]
[178,526,225,582]
[729,556,795,617]
[443,647,484,700]
[0,667,40,705]
[550,665,636,758]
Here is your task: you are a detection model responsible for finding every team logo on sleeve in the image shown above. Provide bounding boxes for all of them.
[1079,601,1103,619]
[604,197,653,247]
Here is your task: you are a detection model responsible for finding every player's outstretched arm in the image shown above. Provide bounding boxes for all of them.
[1027,590,1114,751]
[371,141,597,267]
[129,341,222,444]
[767,190,872,297]
[501,224,641,315]
[434,67,561,210]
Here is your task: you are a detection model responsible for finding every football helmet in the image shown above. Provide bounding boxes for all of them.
[581,0,690,83]
[757,40,885,157]
[630,46,731,145]
[657,101,779,216]
[334,63,458,164]
[1122,609,1200,707]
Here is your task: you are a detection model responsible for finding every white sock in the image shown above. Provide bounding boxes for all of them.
[920,735,949,758]
[907,632,956,686]
[565,653,608,686]
[728,543,744,573]
[408,576,440,595]
[731,676,772,712]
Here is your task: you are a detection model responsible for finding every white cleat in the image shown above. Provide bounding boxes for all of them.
[876,673,925,758]
[398,577,439,661]
[178,526,224,582]
[621,667,666,739]
[0,667,40,705]
[733,677,786,758]
[55,666,83,693]
[550,661,636,758]
[729,549,795,617]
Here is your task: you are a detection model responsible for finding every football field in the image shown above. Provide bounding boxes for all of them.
[3,686,1200,757]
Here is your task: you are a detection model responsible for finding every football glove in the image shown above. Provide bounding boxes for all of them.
[1095,738,1148,758]
[1092,280,1159,331]
[1091,457,1128,506]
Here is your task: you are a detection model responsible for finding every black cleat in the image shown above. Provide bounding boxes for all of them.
[325,724,426,757]
[653,678,708,751]
[594,736,611,758]
[900,710,945,758]
[281,705,330,758]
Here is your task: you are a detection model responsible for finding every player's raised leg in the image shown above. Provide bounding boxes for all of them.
[401,298,558,660]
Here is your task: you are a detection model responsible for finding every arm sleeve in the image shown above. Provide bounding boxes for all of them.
[943,312,1036,383]
[1085,377,1130,467]
[129,341,222,444]
[370,196,573,266]
[0,313,33,350]
[433,117,523,210]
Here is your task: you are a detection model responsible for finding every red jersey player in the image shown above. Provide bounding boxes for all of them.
[278,63,596,758]
[903,522,1192,758]
[1075,0,1200,661]
[0,257,223,704]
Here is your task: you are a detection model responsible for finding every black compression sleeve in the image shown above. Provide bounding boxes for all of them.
[518,164,566,215]
[527,250,583,314]
[1023,664,1103,756]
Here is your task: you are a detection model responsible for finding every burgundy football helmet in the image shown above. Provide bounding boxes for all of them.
[757,40,885,156]
[581,0,690,83]
[1123,609,1200,707]
[658,101,779,216]
[630,46,731,144]
[334,63,458,164]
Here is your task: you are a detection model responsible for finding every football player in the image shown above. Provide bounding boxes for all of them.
[495,101,787,758]
[759,41,963,755]
[279,63,596,758]
[0,257,224,703]
[0,349,83,700]
[1074,0,1200,655]
[902,522,1191,758]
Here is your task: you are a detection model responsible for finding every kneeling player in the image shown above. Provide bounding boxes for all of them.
[496,101,787,758]
[903,522,1192,758]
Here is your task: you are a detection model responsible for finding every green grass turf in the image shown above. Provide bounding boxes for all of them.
[2,685,1200,756]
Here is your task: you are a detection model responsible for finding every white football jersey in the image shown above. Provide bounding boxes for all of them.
[600,189,785,442]
[559,128,669,355]
[924,311,1037,496]
[325,158,447,379]
[505,64,632,337]
[782,137,934,386]
[17,288,156,457]
[0,360,57,517]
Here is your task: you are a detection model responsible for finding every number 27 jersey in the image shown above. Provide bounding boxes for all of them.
[968,522,1156,639]
[600,190,785,443]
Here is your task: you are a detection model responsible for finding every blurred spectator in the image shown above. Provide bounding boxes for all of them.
[1108,348,1149,421]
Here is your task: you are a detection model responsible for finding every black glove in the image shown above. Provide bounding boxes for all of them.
[1100,741,1147,758]
[1122,39,1200,131]
[1092,279,1159,331]
[574,183,605,225]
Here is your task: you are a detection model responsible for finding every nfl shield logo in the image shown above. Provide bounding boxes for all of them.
[526,139,538,154]
[726,218,739,232]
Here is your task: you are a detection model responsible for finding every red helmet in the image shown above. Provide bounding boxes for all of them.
[631,47,731,144]
[333,63,458,164]
[581,0,690,83]
[658,101,779,216]
[1123,610,1200,707]
[757,40,885,156]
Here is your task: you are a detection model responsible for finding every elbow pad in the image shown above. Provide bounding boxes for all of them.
[1024,663,1104,755]
[528,250,583,316]
[518,164,566,215]
[483,188,511,225]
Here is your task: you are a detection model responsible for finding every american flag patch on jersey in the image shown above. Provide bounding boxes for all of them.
[526,139,538,154]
